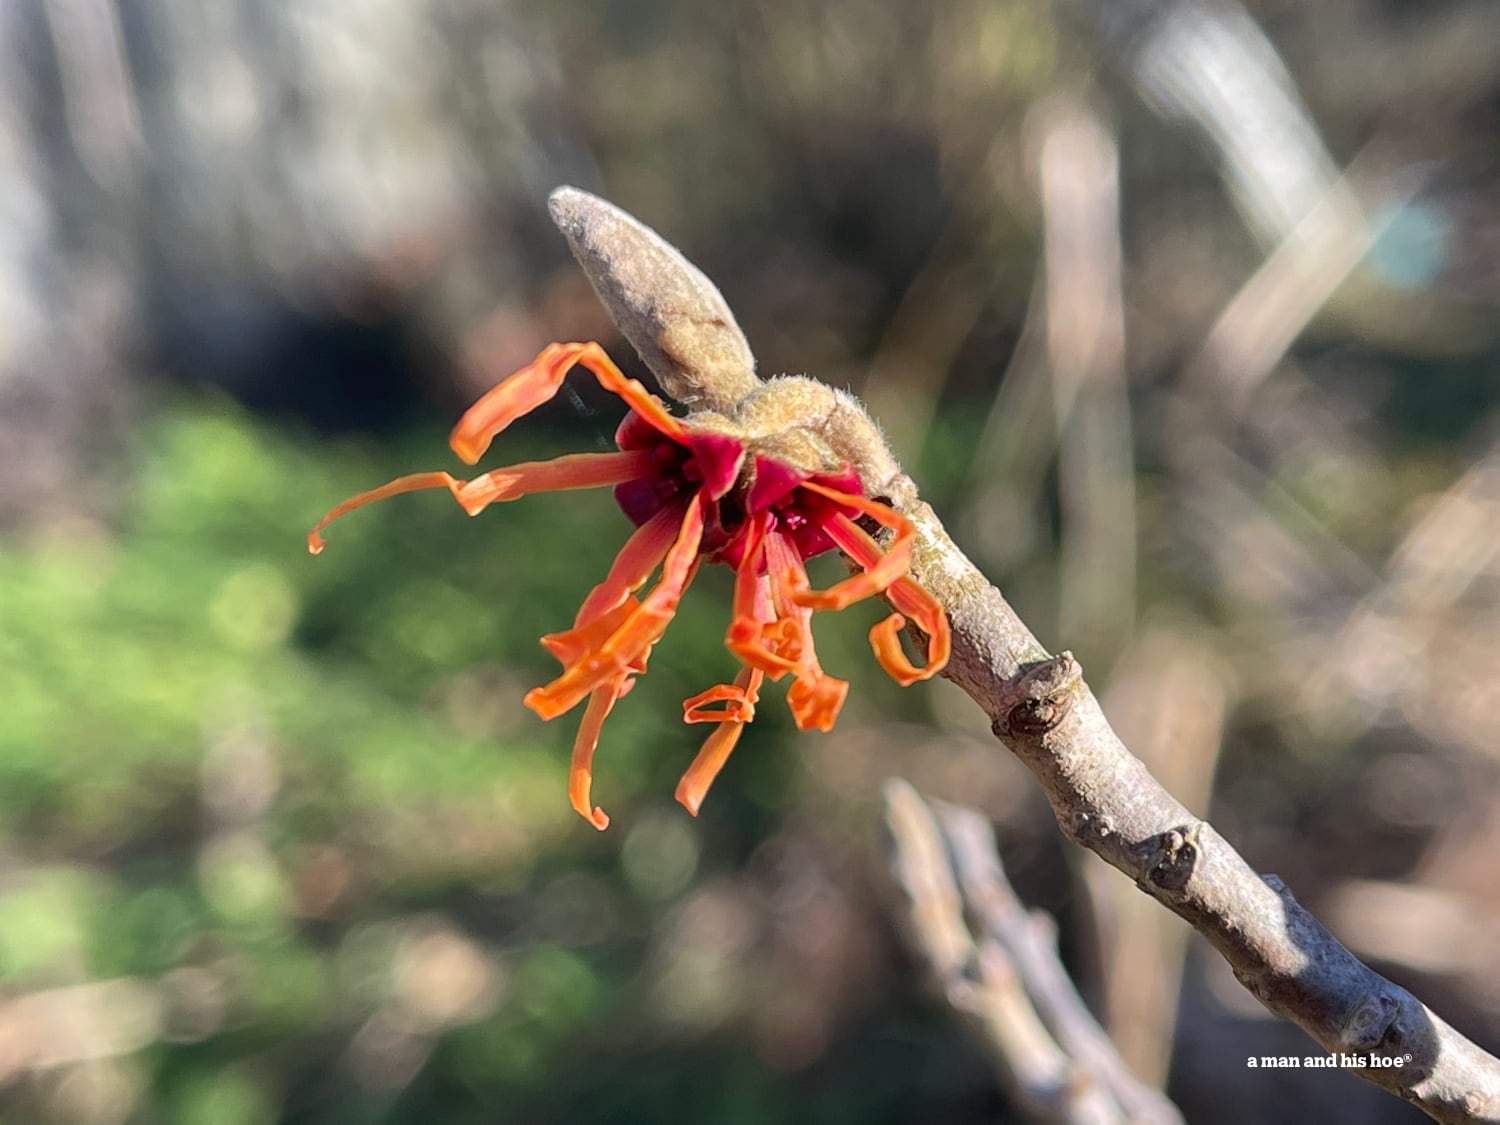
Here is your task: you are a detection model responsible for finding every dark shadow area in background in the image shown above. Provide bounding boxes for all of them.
[146,276,432,436]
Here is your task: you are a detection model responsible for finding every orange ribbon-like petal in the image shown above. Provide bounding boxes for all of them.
[785,484,951,685]
[526,492,707,719]
[789,482,914,611]
[869,575,950,685]
[450,342,686,465]
[675,665,764,815]
[308,471,463,554]
[457,449,655,515]
[569,679,630,831]
[569,503,687,628]
[308,449,653,553]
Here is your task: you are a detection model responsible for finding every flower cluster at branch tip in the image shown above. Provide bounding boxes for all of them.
[309,342,950,829]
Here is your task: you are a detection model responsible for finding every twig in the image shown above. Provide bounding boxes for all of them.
[888,534,1500,1123]
[550,185,1500,1124]
[883,778,1171,1124]
[1091,629,1230,1087]
[1180,144,1416,412]
[1061,0,1345,251]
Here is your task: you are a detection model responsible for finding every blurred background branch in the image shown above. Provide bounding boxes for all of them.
[884,779,1184,1124]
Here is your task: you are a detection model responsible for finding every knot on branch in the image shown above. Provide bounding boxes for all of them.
[1339,992,1401,1054]
[1144,823,1202,892]
[992,653,1084,739]
[1465,1091,1500,1117]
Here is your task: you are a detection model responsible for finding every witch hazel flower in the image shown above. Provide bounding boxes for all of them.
[309,341,950,829]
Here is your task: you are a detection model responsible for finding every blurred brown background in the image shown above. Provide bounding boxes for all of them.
[1,0,1499,1122]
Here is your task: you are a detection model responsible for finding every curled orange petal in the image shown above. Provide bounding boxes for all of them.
[542,598,640,666]
[572,503,686,627]
[869,575,951,685]
[526,494,706,718]
[455,449,655,516]
[722,518,772,646]
[786,671,848,732]
[683,665,764,724]
[758,532,849,729]
[791,484,914,611]
[724,517,809,679]
[569,678,631,830]
[451,342,685,465]
[308,449,655,552]
[675,721,745,817]
[308,471,465,554]
[675,665,763,814]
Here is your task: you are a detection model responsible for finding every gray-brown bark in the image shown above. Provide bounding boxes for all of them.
[552,183,1500,1125]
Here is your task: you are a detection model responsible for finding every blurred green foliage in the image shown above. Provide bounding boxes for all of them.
[0,393,978,1124]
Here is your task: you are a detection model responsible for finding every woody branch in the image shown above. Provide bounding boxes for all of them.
[550,185,1500,1125]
